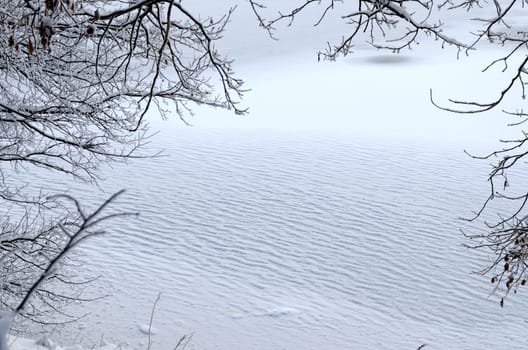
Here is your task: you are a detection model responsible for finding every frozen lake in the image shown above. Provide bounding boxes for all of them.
[8,2,528,349]
[41,128,528,350]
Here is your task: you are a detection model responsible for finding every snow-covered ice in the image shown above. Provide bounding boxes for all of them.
[9,1,528,350]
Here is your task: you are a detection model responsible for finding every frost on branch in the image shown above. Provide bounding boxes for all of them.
[0,0,246,331]
[250,0,528,304]
[0,0,245,183]
[0,191,132,340]
[249,0,471,60]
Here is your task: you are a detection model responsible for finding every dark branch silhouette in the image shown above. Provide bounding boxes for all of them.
[249,0,528,303]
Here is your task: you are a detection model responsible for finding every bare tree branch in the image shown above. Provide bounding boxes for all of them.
[248,0,528,303]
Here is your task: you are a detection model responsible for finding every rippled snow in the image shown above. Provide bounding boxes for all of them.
[37,128,528,350]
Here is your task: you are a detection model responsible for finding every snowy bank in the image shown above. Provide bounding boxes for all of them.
[8,336,123,350]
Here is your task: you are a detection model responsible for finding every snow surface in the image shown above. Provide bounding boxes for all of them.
[8,336,120,350]
[11,1,528,350]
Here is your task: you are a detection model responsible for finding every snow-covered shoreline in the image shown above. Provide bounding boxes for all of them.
[8,336,122,350]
